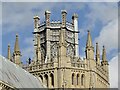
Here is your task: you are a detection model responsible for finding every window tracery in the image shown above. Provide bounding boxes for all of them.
[51,43,59,58]
[67,45,74,57]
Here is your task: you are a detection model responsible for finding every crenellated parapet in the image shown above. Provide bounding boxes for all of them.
[23,62,54,72]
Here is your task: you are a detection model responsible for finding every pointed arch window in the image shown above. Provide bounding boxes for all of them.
[81,74,85,86]
[72,73,74,85]
[51,43,58,58]
[44,74,48,87]
[41,46,45,63]
[39,75,43,82]
[50,73,54,87]
[67,45,74,57]
[77,74,79,85]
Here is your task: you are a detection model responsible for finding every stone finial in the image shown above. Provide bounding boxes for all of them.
[72,13,78,24]
[33,15,40,20]
[45,10,51,14]
[72,13,78,19]
[33,15,40,29]
[61,10,67,14]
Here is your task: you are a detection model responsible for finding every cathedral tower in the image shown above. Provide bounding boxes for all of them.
[24,10,110,89]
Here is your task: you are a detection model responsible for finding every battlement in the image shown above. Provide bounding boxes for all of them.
[23,58,86,72]
[71,62,86,68]
[23,62,54,72]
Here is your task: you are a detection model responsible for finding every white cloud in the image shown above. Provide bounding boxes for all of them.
[2,3,56,35]
[80,2,118,39]
[3,2,118,36]
[2,2,87,62]
[109,53,118,88]
[94,19,118,54]
[2,2,85,35]
[86,3,118,25]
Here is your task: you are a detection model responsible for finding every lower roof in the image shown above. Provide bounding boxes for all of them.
[0,55,44,88]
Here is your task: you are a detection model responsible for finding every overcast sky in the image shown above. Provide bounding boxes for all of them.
[0,1,118,88]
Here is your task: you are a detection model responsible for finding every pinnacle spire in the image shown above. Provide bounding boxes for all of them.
[86,30,93,47]
[13,34,21,66]
[96,43,100,64]
[7,44,11,60]
[14,34,20,53]
[85,30,94,60]
[102,45,106,61]
[101,45,109,67]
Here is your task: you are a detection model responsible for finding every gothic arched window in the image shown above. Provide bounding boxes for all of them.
[39,75,43,82]
[67,45,74,57]
[77,74,80,85]
[50,73,54,87]
[72,73,75,85]
[51,43,58,58]
[44,74,48,87]
[41,46,45,63]
[81,74,85,86]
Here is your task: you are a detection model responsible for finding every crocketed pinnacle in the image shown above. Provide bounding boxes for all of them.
[86,30,93,47]
[14,34,20,53]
